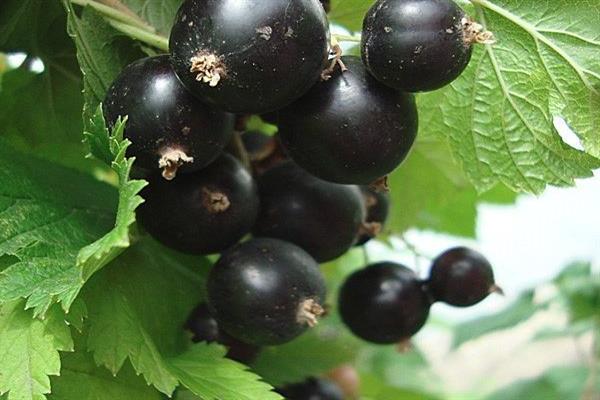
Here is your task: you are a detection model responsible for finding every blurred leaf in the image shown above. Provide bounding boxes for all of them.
[453,290,538,347]
[252,325,358,386]
[329,0,369,32]
[84,238,209,395]
[486,366,590,400]
[169,343,282,400]
[554,262,600,323]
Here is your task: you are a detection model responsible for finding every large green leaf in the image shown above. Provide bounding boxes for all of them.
[0,302,73,400]
[121,0,183,35]
[0,142,116,315]
[420,0,600,193]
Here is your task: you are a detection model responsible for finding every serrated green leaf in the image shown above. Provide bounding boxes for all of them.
[121,0,183,35]
[77,107,147,281]
[84,238,209,395]
[0,142,117,315]
[49,351,163,400]
[420,0,600,193]
[0,302,72,400]
[252,326,358,387]
[169,343,282,400]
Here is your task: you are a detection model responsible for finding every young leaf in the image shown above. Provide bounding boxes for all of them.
[169,343,283,400]
[84,238,209,395]
[77,107,147,281]
[49,352,163,400]
[0,142,117,315]
[0,302,73,400]
[419,0,600,193]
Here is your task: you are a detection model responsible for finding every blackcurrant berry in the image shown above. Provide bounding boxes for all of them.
[169,0,330,114]
[278,56,418,185]
[338,262,430,344]
[356,186,390,246]
[428,247,502,307]
[241,131,287,175]
[103,55,234,180]
[253,161,365,262]
[276,377,344,400]
[207,238,326,346]
[185,303,261,364]
[361,0,476,92]
[137,153,259,255]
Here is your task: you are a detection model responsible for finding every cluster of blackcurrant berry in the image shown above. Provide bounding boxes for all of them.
[102,0,496,394]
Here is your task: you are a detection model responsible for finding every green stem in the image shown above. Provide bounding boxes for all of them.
[332,34,361,43]
[70,0,153,32]
[108,20,169,51]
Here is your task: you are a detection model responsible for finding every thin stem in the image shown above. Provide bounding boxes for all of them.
[97,0,151,30]
[228,132,251,171]
[70,0,154,32]
[333,34,362,43]
[107,20,169,51]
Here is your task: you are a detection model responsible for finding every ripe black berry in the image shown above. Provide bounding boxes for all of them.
[253,161,365,262]
[103,55,234,180]
[361,0,475,92]
[137,153,259,255]
[169,0,330,114]
[207,238,326,346]
[276,377,344,400]
[428,247,502,307]
[278,56,418,185]
[356,186,390,246]
[339,262,430,344]
[185,303,261,364]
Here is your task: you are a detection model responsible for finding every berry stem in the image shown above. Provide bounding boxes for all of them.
[228,132,252,171]
[332,34,362,43]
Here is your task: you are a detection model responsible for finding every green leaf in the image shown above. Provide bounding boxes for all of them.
[121,0,183,35]
[252,326,358,386]
[419,0,600,193]
[77,107,147,281]
[84,238,209,395]
[452,290,538,347]
[329,0,369,32]
[169,343,282,400]
[0,142,117,315]
[0,302,72,400]
[49,351,162,400]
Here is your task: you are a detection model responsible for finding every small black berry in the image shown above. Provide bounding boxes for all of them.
[103,55,234,179]
[361,0,475,92]
[428,247,502,307]
[253,161,365,262]
[169,0,330,113]
[276,377,344,400]
[278,56,418,185]
[339,262,430,344]
[137,153,259,254]
[207,238,326,346]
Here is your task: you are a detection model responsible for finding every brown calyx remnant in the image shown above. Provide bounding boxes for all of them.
[396,338,413,353]
[297,298,325,327]
[201,187,231,213]
[359,222,383,239]
[462,17,495,45]
[489,284,505,296]
[321,43,348,81]
[369,175,389,193]
[190,51,227,87]
[158,148,194,180]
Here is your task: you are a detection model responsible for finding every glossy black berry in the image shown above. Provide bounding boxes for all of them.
[361,0,473,92]
[185,303,261,364]
[428,247,501,307]
[207,238,326,346]
[339,262,430,344]
[276,377,344,400]
[356,186,390,246]
[253,161,365,262]
[103,55,234,180]
[278,56,418,185]
[241,131,287,175]
[169,0,330,114]
[137,153,259,255]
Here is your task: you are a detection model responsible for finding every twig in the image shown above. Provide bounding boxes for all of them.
[228,132,251,171]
